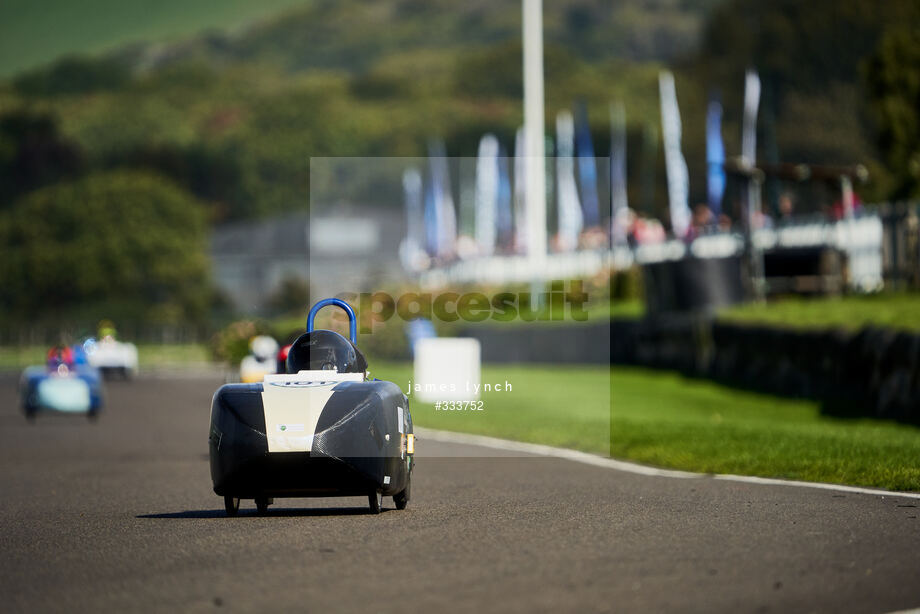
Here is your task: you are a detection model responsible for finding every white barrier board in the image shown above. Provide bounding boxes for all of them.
[412,338,481,403]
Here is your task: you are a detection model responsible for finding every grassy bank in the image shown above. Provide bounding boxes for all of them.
[718,293,920,332]
[609,367,920,491]
[610,292,920,333]
[372,362,920,492]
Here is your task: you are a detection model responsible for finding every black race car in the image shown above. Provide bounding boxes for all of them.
[208,298,414,515]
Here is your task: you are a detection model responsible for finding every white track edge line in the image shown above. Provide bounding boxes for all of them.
[414,427,920,501]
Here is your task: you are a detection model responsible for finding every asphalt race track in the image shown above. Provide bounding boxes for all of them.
[1,374,919,613]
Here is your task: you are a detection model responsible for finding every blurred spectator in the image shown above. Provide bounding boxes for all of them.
[778,192,795,222]
[688,203,715,239]
[831,191,863,220]
[752,208,774,229]
[627,210,666,245]
[581,226,608,249]
[46,345,74,370]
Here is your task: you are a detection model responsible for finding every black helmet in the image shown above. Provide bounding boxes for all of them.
[286,330,367,375]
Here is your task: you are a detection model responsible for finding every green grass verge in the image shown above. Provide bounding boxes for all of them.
[134,344,212,368]
[372,361,920,492]
[0,346,47,370]
[718,293,920,332]
[371,362,611,454]
[610,367,920,492]
[0,344,211,370]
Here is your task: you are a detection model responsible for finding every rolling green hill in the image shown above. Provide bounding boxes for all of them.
[2,0,912,226]
[2,0,721,224]
[0,0,311,78]
[0,0,719,79]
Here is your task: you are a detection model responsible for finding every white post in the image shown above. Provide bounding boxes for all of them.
[523,0,547,282]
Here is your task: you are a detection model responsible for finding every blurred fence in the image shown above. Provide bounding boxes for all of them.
[419,208,907,293]
[463,322,610,364]
[0,323,211,346]
[879,202,920,290]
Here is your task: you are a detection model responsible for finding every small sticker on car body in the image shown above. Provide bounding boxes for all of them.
[277,423,305,432]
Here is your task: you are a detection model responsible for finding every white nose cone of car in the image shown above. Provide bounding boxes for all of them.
[87,337,139,377]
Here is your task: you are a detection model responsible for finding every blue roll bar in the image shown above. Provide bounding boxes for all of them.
[306,298,357,344]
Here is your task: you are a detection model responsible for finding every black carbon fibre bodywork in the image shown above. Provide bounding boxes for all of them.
[208,380,413,500]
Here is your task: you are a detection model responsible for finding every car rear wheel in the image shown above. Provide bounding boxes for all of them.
[255,497,272,514]
[394,477,410,510]
[224,496,240,516]
[368,492,381,514]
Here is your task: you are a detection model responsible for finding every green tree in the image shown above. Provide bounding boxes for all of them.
[0,170,212,324]
[863,28,920,199]
[0,109,83,207]
[265,276,310,316]
[688,0,920,203]
[695,0,919,99]
[13,55,130,97]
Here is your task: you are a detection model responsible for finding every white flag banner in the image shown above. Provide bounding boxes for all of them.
[475,134,499,256]
[403,168,423,248]
[428,140,457,258]
[609,102,629,245]
[658,71,691,238]
[555,110,583,252]
[742,69,761,166]
[398,167,427,271]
